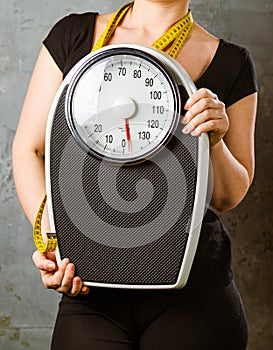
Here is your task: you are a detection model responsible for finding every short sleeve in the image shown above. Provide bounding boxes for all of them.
[43,13,98,76]
[225,50,258,107]
[43,15,74,72]
[196,40,258,108]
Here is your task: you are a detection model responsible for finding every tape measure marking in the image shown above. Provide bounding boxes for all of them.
[152,11,193,58]
[92,2,134,52]
[92,2,194,58]
[33,195,57,253]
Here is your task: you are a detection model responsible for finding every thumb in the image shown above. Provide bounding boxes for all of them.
[32,250,56,271]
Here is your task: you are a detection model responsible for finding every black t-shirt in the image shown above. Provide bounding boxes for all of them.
[43,13,258,289]
[43,13,258,108]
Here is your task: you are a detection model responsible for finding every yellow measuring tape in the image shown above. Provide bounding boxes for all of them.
[92,2,134,52]
[152,10,193,58]
[33,2,193,253]
[92,1,193,58]
[33,195,57,253]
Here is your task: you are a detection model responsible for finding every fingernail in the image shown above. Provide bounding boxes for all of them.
[181,110,190,124]
[68,264,74,271]
[81,286,89,295]
[191,130,198,136]
[182,123,194,134]
[46,263,55,270]
[181,116,188,124]
[184,102,190,110]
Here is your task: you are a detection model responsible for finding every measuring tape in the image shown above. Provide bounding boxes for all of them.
[152,10,193,58]
[92,2,193,58]
[33,1,194,253]
[33,195,57,253]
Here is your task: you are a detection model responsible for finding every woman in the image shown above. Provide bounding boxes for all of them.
[12,0,257,349]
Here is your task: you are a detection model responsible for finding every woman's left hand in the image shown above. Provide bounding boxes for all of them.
[182,88,229,147]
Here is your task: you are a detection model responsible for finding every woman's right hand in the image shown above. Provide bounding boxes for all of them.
[32,250,89,296]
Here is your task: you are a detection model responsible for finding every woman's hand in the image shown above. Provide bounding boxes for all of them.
[182,88,229,147]
[32,250,89,297]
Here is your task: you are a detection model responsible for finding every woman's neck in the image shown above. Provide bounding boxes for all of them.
[123,0,189,35]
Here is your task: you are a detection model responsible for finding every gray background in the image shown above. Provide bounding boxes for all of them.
[0,0,272,349]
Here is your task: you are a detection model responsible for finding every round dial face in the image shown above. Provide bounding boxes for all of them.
[66,48,181,164]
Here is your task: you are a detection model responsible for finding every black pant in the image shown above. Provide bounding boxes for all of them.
[51,280,248,350]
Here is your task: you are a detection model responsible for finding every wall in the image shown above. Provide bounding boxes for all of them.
[0,0,272,349]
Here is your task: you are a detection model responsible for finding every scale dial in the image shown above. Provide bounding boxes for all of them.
[66,47,181,164]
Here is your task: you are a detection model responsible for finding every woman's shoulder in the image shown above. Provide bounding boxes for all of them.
[43,11,114,51]
[43,12,99,75]
[217,38,252,65]
[191,24,257,106]
[46,12,99,37]
[53,12,114,36]
[192,23,251,63]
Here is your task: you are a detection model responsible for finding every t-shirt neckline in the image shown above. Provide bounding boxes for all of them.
[195,38,224,84]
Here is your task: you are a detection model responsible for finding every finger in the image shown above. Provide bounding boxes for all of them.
[81,285,90,295]
[42,258,70,289]
[68,276,83,296]
[188,119,225,137]
[66,278,90,297]
[184,88,218,110]
[182,97,222,124]
[182,108,223,135]
[32,250,56,271]
[56,263,75,293]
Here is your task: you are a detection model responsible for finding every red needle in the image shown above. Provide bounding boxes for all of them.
[124,118,131,152]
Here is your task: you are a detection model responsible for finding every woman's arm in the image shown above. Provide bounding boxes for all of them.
[12,46,89,296]
[182,88,257,212]
[13,46,62,223]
